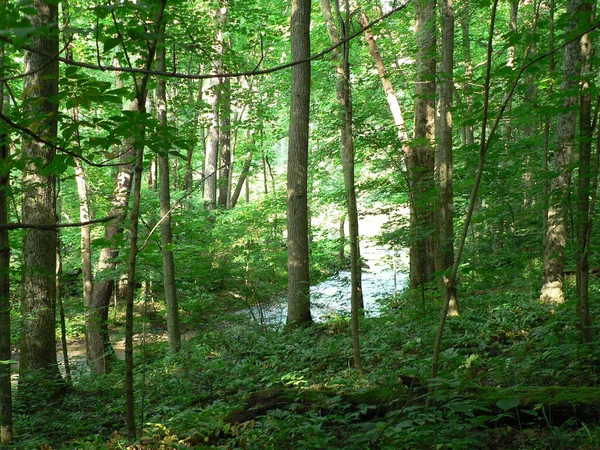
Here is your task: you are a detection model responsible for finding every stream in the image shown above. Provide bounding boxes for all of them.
[248,245,408,326]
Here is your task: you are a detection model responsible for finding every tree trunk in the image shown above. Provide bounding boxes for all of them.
[408,0,436,291]
[320,0,363,372]
[156,33,181,354]
[0,43,12,445]
[286,0,312,326]
[357,13,410,149]
[231,151,252,208]
[19,0,63,395]
[458,4,474,147]
[88,121,137,373]
[540,0,584,305]
[218,79,231,208]
[576,1,594,342]
[437,0,457,316]
[184,80,205,192]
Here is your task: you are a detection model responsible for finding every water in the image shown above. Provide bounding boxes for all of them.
[249,245,408,325]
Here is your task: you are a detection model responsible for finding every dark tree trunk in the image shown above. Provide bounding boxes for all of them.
[286,0,312,326]
[19,0,63,396]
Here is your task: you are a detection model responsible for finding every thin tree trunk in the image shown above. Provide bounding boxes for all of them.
[123,3,166,438]
[19,0,63,394]
[357,13,410,149]
[231,151,252,208]
[320,0,363,372]
[540,0,584,305]
[286,0,313,326]
[56,227,71,383]
[184,84,202,191]
[0,43,12,445]
[156,30,181,353]
[218,79,231,208]
[576,1,594,342]
[458,4,474,147]
[438,0,457,316]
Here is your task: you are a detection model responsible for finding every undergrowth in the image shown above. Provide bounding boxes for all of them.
[11,282,600,449]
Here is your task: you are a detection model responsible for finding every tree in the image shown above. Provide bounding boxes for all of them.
[286,0,312,326]
[576,0,594,342]
[0,42,12,446]
[156,24,182,353]
[408,0,436,291]
[320,0,363,373]
[540,0,585,305]
[437,0,457,315]
[19,0,63,393]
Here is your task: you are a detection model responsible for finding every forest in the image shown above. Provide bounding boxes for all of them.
[1,0,600,448]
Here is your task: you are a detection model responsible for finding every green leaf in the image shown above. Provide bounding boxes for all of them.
[496,397,520,411]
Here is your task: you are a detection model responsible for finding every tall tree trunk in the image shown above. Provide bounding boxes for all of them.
[0,43,12,445]
[458,4,474,147]
[88,123,136,373]
[156,31,181,353]
[124,1,167,439]
[542,0,555,248]
[19,0,63,395]
[409,0,436,291]
[184,82,204,192]
[218,79,231,208]
[286,0,312,326]
[437,0,457,315]
[204,4,227,210]
[540,0,584,305]
[320,0,363,373]
[576,1,594,342]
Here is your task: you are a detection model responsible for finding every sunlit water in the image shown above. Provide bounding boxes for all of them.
[247,246,408,326]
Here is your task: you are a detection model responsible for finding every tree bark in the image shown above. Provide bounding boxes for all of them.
[286,0,312,326]
[156,32,181,354]
[540,0,584,305]
[409,0,436,291]
[437,0,457,316]
[19,0,63,394]
[0,43,12,446]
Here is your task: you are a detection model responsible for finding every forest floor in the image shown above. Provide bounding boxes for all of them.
[12,280,600,449]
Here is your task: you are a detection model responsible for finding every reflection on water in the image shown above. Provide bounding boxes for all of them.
[250,246,408,326]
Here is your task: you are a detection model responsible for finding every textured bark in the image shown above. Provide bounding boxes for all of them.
[320,0,363,373]
[0,44,12,445]
[286,0,312,326]
[19,0,63,393]
[437,0,457,316]
[409,0,436,290]
[540,0,584,305]
[156,39,181,353]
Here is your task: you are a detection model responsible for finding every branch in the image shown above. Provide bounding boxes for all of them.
[0,2,412,82]
[0,112,132,168]
[0,215,119,231]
